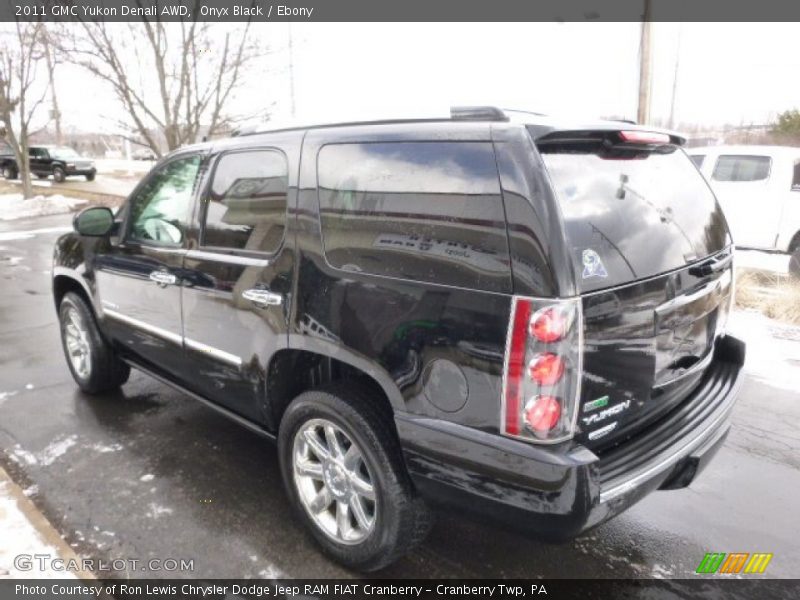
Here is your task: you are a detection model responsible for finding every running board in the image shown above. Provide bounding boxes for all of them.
[122,358,277,443]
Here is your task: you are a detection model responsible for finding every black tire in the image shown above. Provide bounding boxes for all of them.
[3,165,17,180]
[53,167,66,183]
[278,383,432,571]
[85,172,96,182]
[58,292,130,394]
[790,248,800,279]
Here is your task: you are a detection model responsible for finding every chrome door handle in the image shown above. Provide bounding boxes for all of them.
[149,270,177,287]
[242,288,283,307]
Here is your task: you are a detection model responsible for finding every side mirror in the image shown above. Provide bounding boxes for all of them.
[74,206,115,237]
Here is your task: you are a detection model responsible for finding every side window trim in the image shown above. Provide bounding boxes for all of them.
[122,151,205,249]
[197,146,289,258]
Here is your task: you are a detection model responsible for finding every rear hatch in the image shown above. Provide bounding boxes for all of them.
[534,128,734,449]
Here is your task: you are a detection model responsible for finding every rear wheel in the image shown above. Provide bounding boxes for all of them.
[278,383,432,571]
[3,165,17,180]
[58,292,130,394]
[53,167,66,183]
[790,248,800,279]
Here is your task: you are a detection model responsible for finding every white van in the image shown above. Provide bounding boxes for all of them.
[689,145,800,275]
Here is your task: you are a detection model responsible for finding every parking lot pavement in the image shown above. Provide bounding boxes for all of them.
[1,214,799,581]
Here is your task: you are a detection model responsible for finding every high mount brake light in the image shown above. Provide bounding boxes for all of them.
[618,130,671,145]
[501,297,582,443]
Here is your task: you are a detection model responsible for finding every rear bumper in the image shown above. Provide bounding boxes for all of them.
[396,334,745,540]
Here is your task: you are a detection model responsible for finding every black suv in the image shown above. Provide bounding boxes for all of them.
[52,107,744,571]
[1,145,96,182]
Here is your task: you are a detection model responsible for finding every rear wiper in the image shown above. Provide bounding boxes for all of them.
[688,251,733,277]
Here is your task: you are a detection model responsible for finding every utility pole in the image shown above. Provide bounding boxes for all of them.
[667,25,682,130]
[637,0,652,125]
[42,29,62,145]
[288,23,296,119]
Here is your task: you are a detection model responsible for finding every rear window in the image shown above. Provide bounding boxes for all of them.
[317,141,510,292]
[538,140,729,292]
[712,155,771,182]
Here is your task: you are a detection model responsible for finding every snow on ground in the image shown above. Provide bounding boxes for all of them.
[0,477,76,579]
[0,193,87,221]
[728,309,800,393]
[735,248,790,275]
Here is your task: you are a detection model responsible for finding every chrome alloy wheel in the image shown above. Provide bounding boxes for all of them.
[292,418,377,544]
[64,307,91,379]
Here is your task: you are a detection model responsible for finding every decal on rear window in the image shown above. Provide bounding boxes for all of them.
[581,249,608,279]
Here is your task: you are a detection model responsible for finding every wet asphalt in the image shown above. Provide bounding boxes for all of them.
[0,213,799,581]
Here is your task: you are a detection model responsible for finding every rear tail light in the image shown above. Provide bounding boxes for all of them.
[618,130,671,145]
[501,297,582,443]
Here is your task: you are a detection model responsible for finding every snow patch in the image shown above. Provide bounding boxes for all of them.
[146,503,173,519]
[728,310,800,392]
[22,485,39,497]
[0,193,87,221]
[38,435,78,466]
[90,442,123,454]
[139,473,155,482]
[11,445,37,466]
[0,226,72,242]
[24,383,34,390]
[0,480,75,578]
[0,390,18,406]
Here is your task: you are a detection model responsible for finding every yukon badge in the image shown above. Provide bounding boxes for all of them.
[582,248,608,279]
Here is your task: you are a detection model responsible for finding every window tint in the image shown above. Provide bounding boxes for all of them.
[29,148,47,158]
[793,160,800,190]
[202,150,288,253]
[712,155,771,182]
[129,155,201,246]
[689,154,705,168]
[317,142,510,291]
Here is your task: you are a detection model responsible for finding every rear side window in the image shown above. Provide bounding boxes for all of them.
[712,155,771,182]
[317,142,510,292]
[202,150,288,253]
[689,154,705,168]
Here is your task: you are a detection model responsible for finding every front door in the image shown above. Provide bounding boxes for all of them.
[96,153,203,377]
[181,147,294,425]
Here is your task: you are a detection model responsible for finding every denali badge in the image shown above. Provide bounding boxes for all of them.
[582,248,608,279]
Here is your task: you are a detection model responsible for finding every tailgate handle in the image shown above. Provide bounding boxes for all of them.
[689,253,732,277]
[243,288,283,307]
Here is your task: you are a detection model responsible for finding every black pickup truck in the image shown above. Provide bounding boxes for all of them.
[1,145,96,182]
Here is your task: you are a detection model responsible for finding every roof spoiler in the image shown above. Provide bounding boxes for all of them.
[450,106,509,122]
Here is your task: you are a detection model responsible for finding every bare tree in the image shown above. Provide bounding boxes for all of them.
[0,22,49,199]
[42,27,63,146]
[66,17,269,158]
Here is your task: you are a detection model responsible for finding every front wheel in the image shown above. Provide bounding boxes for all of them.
[85,172,96,182]
[53,167,66,183]
[59,292,130,394]
[278,384,432,571]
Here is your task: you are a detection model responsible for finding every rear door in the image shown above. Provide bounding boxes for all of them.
[535,131,734,448]
[180,145,295,425]
[708,153,778,249]
[96,153,203,377]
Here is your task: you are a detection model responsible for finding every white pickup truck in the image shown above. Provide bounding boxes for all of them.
[689,145,800,276]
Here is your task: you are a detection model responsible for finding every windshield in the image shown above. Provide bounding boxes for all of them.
[52,147,81,159]
[537,138,730,292]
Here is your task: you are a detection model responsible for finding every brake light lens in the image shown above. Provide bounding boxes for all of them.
[618,130,671,145]
[524,396,562,432]
[501,297,582,443]
[527,353,565,385]
[529,307,569,343]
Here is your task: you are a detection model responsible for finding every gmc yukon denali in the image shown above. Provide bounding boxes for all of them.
[52,107,745,571]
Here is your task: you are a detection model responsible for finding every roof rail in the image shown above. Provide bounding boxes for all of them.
[450,106,508,122]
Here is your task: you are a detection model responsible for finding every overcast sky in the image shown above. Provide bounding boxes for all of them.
[53,22,800,135]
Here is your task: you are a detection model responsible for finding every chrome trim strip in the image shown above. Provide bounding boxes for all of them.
[599,371,741,503]
[103,309,183,346]
[184,338,243,367]
[186,249,271,267]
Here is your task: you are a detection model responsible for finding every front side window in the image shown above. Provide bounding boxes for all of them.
[712,155,771,182]
[129,154,201,246]
[202,150,288,253]
[317,141,510,291]
[689,154,705,168]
